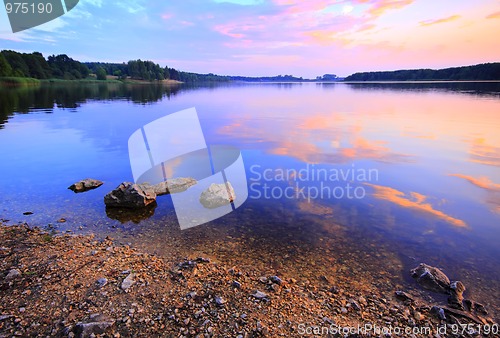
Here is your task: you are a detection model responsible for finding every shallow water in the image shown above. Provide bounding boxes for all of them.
[0,81,499,318]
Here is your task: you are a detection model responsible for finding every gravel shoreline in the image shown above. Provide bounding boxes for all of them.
[0,224,497,337]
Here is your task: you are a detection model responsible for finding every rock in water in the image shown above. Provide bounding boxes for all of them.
[448,281,466,310]
[410,263,451,294]
[68,179,103,193]
[104,182,156,209]
[153,177,197,196]
[199,182,236,209]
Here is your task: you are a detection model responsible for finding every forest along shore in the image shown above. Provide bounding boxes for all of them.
[0,224,497,337]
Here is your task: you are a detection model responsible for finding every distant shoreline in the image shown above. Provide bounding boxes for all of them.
[226,80,500,84]
[340,80,500,84]
[2,76,500,88]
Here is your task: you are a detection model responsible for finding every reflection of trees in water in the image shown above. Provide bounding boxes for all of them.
[337,82,500,98]
[0,82,189,128]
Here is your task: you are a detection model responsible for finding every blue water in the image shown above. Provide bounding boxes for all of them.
[0,81,499,316]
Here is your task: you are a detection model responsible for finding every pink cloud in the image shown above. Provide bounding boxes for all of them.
[214,24,246,38]
[161,13,174,20]
[356,23,377,32]
[486,11,500,19]
[212,0,366,49]
[354,0,414,16]
[420,14,461,27]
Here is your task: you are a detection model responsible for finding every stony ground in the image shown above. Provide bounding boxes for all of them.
[0,224,497,337]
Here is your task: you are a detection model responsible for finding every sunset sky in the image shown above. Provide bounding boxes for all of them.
[1,0,499,77]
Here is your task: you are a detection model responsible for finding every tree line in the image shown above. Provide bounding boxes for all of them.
[83,60,230,83]
[0,50,310,83]
[3,49,498,83]
[344,63,500,81]
[0,50,89,80]
[0,50,222,83]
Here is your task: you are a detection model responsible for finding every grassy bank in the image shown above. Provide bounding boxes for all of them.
[42,78,123,84]
[121,78,183,85]
[0,77,40,87]
[0,77,183,87]
[0,77,126,87]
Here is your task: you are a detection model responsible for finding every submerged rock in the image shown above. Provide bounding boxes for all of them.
[105,203,156,223]
[68,178,103,193]
[410,263,450,294]
[104,182,156,209]
[153,177,197,196]
[199,182,235,209]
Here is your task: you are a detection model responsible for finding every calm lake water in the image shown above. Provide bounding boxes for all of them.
[1,81,499,316]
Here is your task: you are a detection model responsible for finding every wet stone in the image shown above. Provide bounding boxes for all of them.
[199,182,236,209]
[5,268,21,281]
[410,263,451,294]
[96,278,108,288]
[430,306,446,320]
[269,276,283,285]
[395,290,414,302]
[68,179,104,193]
[215,296,225,306]
[448,281,466,310]
[251,290,268,299]
[74,319,114,338]
[121,273,136,291]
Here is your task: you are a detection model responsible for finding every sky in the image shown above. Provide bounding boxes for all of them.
[0,0,499,78]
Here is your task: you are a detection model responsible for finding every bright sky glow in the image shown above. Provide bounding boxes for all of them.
[0,0,499,77]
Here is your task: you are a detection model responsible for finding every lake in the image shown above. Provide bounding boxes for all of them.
[1,81,499,318]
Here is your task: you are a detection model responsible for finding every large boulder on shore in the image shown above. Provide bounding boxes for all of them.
[153,177,197,196]
[199,182,235,209]
[68,178,103,193]
[104,182,156,209]
[410,263,451,294]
